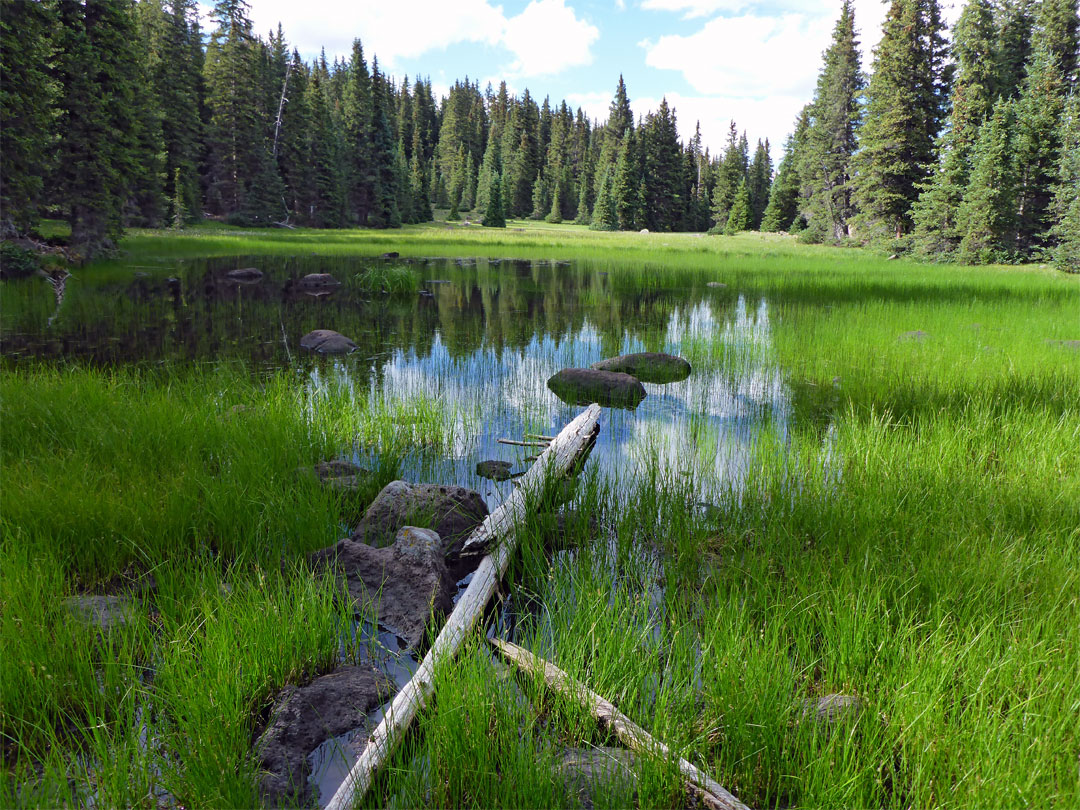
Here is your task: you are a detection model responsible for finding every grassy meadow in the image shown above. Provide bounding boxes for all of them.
[2,220,1078,808]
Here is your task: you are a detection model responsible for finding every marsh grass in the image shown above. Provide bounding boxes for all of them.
[345,264,420,296]
[2,223,1078,807]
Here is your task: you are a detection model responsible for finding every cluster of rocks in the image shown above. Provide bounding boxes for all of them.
[546,352,692,409]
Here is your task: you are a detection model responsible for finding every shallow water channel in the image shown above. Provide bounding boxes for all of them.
[3,255,804,804]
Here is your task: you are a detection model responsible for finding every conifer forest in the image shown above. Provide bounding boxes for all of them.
[2,2,1079,809]
[1,0,1078,266]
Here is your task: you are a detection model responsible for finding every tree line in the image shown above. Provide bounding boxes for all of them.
[767,0,1078,268]
[1,0,1077,268]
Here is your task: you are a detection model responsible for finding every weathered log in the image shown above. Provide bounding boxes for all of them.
[325,404,602,810]
[489,638,751,810]
[497,438,551,448]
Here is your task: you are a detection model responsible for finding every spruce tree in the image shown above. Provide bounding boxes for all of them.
[613,128,643,230]
[52,0,143,256]
[725,179,751,234]
[912,0,998,257]
[995,0,1035,99]
[747,139,772,231]
[851,0,950,241]
[641,98,683,231]
[0,0,58,237]
[482,171,506,228]
[710,121,745,230]
[341,40,373,224]
[304,69,346,227]
[367,59,401,228]
[957,98,1018,263]
[590,170,618,231]
[1035,0,1079,84]
[1048,92,1080,270]
[761,109,809,232]
[798,0,862,240]
[1013,42,1069,250]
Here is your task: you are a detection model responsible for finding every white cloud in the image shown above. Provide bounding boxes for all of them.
[641,12,831,98]
[232,0,597,78]
[503,0,600,77]
[639,0,751,20]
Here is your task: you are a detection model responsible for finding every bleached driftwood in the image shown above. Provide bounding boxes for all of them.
[325,404,602,810]
[497,438,551,448]
[489,637,751,810]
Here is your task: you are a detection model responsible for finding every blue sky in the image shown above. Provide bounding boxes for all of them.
[222,1,961,159]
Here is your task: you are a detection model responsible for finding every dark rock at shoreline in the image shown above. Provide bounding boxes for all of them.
[589,352,691,384]
[351,480,489,551]
[298,459,372,492]
[476,460,513,481]
[255,665,392,808]
[300,329,357,355]
[224,267,263,283]
[293,273,341,295]
[310,526,456,649]
[381,251,400,258]
[547,368,647,409]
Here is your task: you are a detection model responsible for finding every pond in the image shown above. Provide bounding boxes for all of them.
[2,255,795,512]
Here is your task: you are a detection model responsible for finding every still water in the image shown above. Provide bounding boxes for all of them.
[2,255,792,508]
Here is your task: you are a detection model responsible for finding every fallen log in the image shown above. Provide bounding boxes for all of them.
[326,404,602,810]
[497,438,551,448]
[489,637,750,810]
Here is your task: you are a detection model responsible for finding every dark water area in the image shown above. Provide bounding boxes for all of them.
[2,255,793,509]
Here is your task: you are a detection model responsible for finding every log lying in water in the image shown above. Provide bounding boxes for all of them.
[325,404,602,810]
[490,637,751,810]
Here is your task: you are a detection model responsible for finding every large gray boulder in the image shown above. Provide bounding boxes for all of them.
[295,272,340,292]
[310,526,456,649]
[300,329,357,355]
[547,368,646,409]
[589,352,691,384]
[256,665,392,808]
[351,480,488,551]
[223,267,263,284]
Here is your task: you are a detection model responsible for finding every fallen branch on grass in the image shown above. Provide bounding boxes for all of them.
[489,637,751,810]
[325,404,602,810]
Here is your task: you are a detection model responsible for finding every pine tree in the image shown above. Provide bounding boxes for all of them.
[957,98,1018,263]
[613,128,643,230]
[1035,0,1079,84]
[475,124,501,217]
[761,110,809,232]
[798,0,862,240]
[710,121,745,230]
[995,0,1035,99]
[341,40,373,224]
[304,69,346,227]
[0,0,58,237]
[52,0,143,256]
[482,171,506,227]
[641,98,683,231]
[851,0,950,241]
[1013,41,1069,250]
[367,58,400,228]
[912,0,998,257]
[725,179,751,234]
[546,182,564,224]
[590,170,618,231]
[747,139,772,230]
[1048,92,1080,270]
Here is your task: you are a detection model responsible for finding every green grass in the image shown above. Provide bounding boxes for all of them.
[345,264,420,296]
[2,222,1078,808]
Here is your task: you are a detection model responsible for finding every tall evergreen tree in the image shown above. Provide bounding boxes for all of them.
[613,128,643,230]
[957,97,1019,263]
[747,139,772,230]
[0,0,58,237]
[762,109,809,232]
[641,99,684,231]
[912,0,998,257]
[851,0,950,240]
[710,121,746,230]
[367,58,400,228]
[341,40,373,224]
[590,169,618,231]
[1048,92,1080,270]
[51,0,143,255]
[995,0,1036,99]
[725,179,751,234]
[482,171,506,227]
[1035,0,1079,85]
[304,69,346,227]
[798,0,862,240]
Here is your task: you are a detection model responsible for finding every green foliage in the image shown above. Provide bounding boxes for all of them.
[725,178,751,234]
[347,263,420,295]
[482,170,506,228]
[1048,93,1080,271]
[957,98,1019,264]
[589,170,618,231]
[761,112,808,233]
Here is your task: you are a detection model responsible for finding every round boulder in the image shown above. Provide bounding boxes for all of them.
[589,352,691,384]
[351,480,489,551]
[295,273,341,294]
[300,329,357,355]
[223,267,263,284]
[547,368,647,409]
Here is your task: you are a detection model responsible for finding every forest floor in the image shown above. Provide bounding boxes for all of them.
[2,221,1079,808]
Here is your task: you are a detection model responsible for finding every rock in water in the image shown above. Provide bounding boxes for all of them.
[295,273,341,292]
[557,747,639,808]
[256,665,392,808]
[800,694,864,729]
[547,368,647,409]
[310,527,456,649]
[223,267,263,283]
[351,480,488,551]
[476,460,513,481]
[589,352,691,384]
[299,329,358,355]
